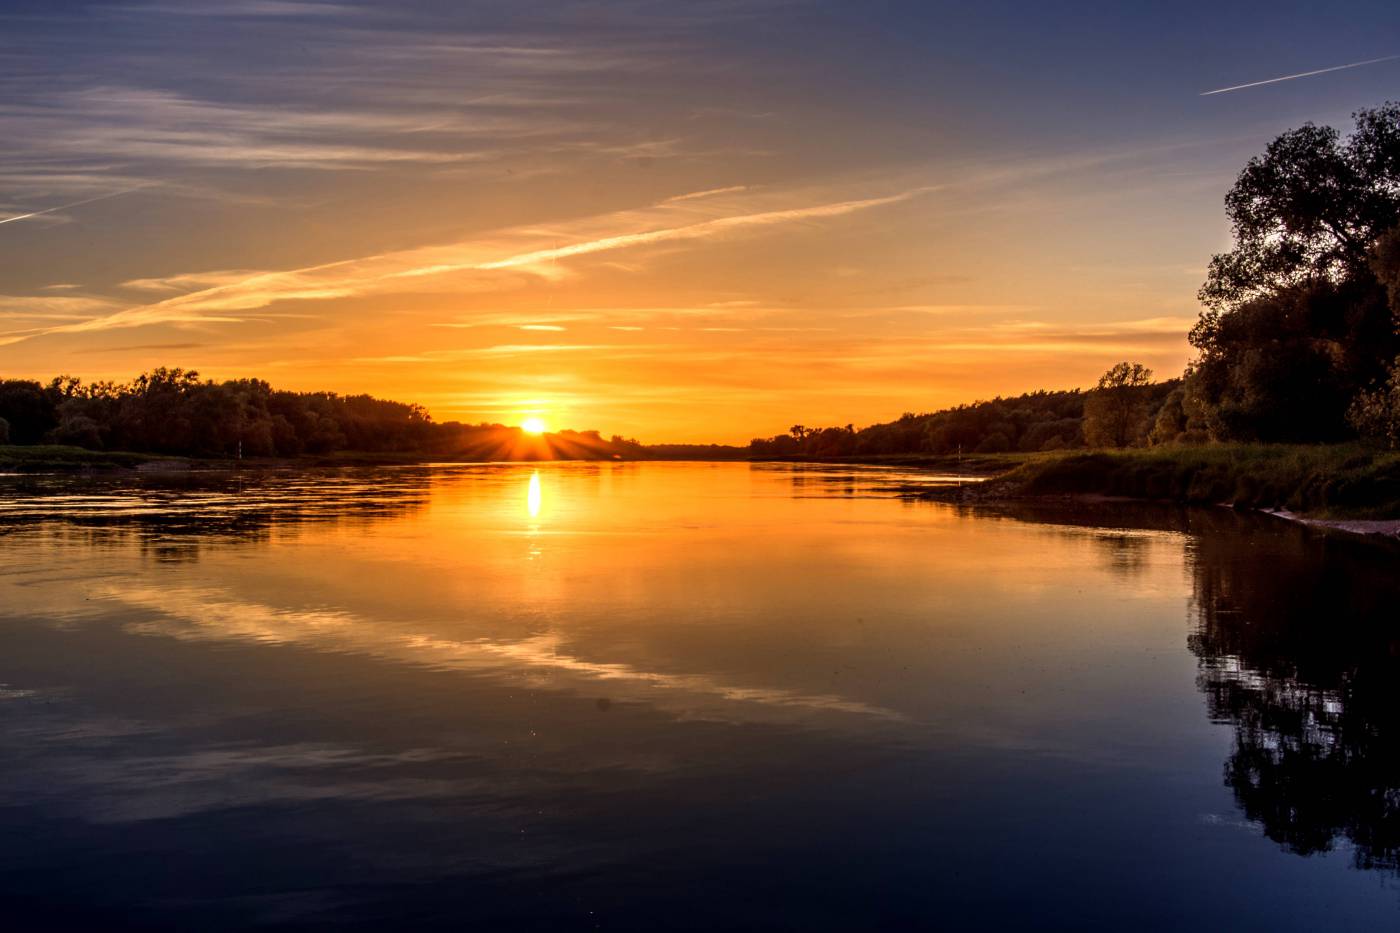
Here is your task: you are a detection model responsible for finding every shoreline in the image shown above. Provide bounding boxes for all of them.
[906,476,1400,542]
[6,444,1400,542]
[1263,508,1400,541]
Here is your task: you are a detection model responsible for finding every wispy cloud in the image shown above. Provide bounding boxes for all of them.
[113,1,362,16]
[0,10,667,194]
[430,188,936,276]
[879,304,1038,316]
[354,344,661,364]
[0,294,121,320]
[73,341,205,354]
[2,87,524,170]
[0,185,934,345]
[431,312,602,329]
[1200,54,1400,95]
[121,269,268,292]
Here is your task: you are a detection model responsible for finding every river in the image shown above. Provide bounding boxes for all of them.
[1,462,1395,929]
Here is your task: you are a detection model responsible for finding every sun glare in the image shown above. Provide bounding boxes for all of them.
[527,471,542,518]
[521,416,547,435]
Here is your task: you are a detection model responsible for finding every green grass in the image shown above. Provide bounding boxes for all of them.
[992,444,1400,519]
[755,451,1028,475]
[0,445,173,471]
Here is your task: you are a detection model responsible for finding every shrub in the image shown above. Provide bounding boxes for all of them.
[1348,357,1400,449]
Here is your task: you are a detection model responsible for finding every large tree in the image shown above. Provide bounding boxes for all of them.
[1083,362,1154,448]
[1199,102,1400,313]
[1189,103,1400,441]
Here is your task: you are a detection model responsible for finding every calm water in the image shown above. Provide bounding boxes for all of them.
[1,462,1397,930]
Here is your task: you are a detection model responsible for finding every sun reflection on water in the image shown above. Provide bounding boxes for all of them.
[527,470,542,519]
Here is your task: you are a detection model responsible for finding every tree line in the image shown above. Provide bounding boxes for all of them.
[749,375,1179,459]
[0,368,659,461]
[753,102,1400,457]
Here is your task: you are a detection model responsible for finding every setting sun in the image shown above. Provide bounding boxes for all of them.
[520,417,547,435]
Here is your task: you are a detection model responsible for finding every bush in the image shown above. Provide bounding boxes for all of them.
[49,415,103,449]
[1004,444,1400,518]
[1348,357,1400,449]
[975,431,1011,453]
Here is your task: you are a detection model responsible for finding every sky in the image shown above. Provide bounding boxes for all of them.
[2,0,1399,442]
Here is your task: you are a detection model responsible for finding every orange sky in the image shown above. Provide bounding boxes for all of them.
[2,2,1395,442]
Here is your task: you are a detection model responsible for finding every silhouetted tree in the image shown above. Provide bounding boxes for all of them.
[1199,102,1400,312]
[1375,225,1400,320]
[0,380,57,444]
[1348,356,1400,448]
[1149,386,1187,445]
[1188,278,1393,441]
[1083,362,1154,447]
[1189,103,1400,441]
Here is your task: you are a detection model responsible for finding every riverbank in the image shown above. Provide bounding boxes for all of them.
[0,446,543,472]
[753,452,1023,475]
[0,445,744,473]
[903,444,1400,534]
[0,445,475,473]
[0,445,173,472]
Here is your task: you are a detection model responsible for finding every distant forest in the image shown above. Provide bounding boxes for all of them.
[0,368,675,461]
[5,104,1400,463]
[750,376,1180,458]
[754,102,1400,458]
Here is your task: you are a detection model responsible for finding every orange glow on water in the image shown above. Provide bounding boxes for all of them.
[527,471,542,518]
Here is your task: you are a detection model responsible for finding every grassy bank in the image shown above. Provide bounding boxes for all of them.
[753,452,1024,475]
[0,445,176,472]
[983,444,1400,519]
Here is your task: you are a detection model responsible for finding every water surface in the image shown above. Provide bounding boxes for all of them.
[1,462,1396,929]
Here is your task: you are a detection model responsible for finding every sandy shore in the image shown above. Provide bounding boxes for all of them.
[1266,509,1400,540]
[914,480,1400,543]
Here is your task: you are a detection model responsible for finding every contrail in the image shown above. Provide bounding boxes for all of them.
[666,185,750,203]
[1201,54,1399,96]
[0,188,142,226]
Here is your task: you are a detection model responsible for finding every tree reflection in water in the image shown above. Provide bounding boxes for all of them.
[969,500,1400,874]
[1188,518,1400,872]
[0,467,433,561]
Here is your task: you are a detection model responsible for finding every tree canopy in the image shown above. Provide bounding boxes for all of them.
[1083,362,1155,448]
[1189,102,1400,443]
[1199,102,1400,313]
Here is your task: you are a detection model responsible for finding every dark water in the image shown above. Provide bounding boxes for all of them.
[1,463,1397,930]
